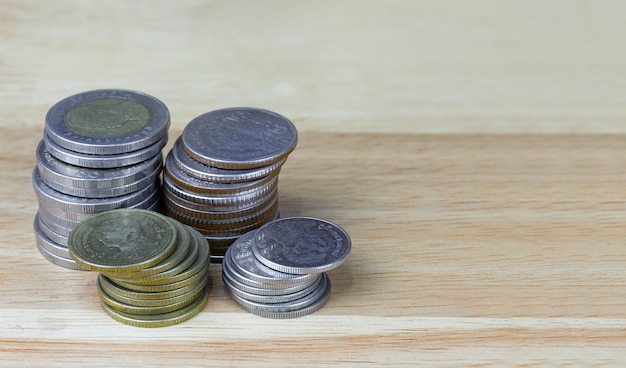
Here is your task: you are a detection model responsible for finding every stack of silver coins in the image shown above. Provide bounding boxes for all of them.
[221,217,351,318]
[32,89,170,270]
[163,107,297,262]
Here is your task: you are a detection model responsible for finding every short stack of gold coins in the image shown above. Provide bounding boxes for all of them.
[68,209,210,327]
[162,107,298,262]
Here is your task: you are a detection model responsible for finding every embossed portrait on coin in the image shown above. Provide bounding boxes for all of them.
[283,232,334,264]
[95,218,154,255]
[64,97,151,138]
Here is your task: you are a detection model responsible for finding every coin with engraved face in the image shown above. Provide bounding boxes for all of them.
[252,217,351,274]
[181,107,297,169]
[69,209,177,273]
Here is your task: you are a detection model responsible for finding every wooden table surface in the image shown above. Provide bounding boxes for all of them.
[2,1,626,366]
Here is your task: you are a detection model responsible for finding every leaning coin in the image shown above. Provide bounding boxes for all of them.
[100,286,208,328]
[228,230,316,287]
[45,89,170,155]
[68,209,178,273]
[181,107,297,169]
[252,217,351,275]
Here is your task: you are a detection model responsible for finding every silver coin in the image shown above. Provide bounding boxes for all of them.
[228,230,316,287]
[222,253,321,295]
[163,174,278,207]
[37,209,74,237]
[32,167,158,213]
[165,149,279,195]
[45,89,170,155]
[37,140,162,190]
[252,217,351,274]
[39,206,82,230]
[36,213,69,246]
[163,185,277,213]
[36,234,87,270]
[171,137,285,183]
[34,216,71,258]
[226,273,331,318]
[222,271,322,304]
[40,161,162,199]
[165,196,278,228]
[181,107,297,169]
[43,131,167,168]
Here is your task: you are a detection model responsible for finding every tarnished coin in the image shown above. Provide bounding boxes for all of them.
[171,137,285,183]
[45,89,170,155]
[181,107,297,169]
[252,217,351,274]
[68,209,178,273]
[100,286,209,328]
[43,131,167,169]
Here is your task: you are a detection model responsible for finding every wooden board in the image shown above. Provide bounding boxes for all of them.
[2,1,626,366]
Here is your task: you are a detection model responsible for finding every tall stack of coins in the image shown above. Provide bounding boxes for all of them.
[32,89,170,270]
[163,107,297,262]
[68,209,210,328]
[222,217,351,318]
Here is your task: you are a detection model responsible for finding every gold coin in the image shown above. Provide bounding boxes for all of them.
[98,274,205,301]
[97,273,207,309]
[69,209,177,273]
[100,286,209,328]
[101,218,193,280]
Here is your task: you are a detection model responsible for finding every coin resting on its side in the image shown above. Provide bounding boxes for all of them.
[68,209,178,273]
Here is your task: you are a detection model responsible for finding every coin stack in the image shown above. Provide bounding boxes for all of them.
[32,89,170,270]
[68,209,210,328]
[163,107,298,262]
[222,217,351,318]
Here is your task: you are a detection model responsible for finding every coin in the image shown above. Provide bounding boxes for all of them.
[45,89,170,155]
[228,230,316,287]
[68,209,178,273]
[252,217,351,274]
[226,273,331,319]
[181,107,297,169]
[171,137,285,183]
[43,131,167,169]
[100,285,208,328]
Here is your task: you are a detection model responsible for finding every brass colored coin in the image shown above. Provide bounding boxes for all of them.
[98,274,207,301]
[68,209,178,273]
[107,228,199,284]
[102,218,192,280]
[100,286,209,328]
[98,275,205,313]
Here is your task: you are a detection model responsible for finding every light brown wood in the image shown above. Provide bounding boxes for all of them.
[2,1,626,366]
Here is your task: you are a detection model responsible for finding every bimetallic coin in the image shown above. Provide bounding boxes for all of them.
[181,107,297,169]
[45,89,170,155]
[253,217,351,275]
[36,140,162,190]
[100,286,208,328]
[36,235,87,271]
[172,137,285,183]
[43,131,167,168]
[68,209,178,273]
[33,167,158,213]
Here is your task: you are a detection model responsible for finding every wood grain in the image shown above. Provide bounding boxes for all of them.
[2,0,626,366]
